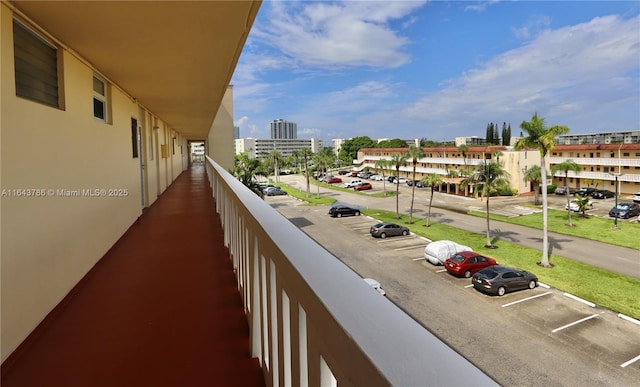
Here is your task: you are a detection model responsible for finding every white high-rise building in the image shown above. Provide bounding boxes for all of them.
[270,119,297,139]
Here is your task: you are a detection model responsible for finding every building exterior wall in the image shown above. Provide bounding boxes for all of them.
[354,146,540,196]
[549,144,640,195]
[0,6,184,362]
[555,130,640,145]
[234,138,324,159]
[270,118,297,139]
[207,86,235,171]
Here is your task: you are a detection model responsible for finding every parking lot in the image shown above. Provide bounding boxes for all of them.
[267,193,640,385]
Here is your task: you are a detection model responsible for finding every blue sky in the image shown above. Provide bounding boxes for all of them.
[231,1,640,145]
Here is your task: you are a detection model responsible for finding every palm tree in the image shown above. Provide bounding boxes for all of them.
[299,148,313,198]
[405,145,426,224]
[462,160,510,248]
[523,165,544,206]
[573,194,592,217]
[389,152,408,219]
[551,159,581,227]
[374,158,389,194]
[458,144,469,174]
[269,150,282,182]
[515,113,569,267]
[422,173,443,227]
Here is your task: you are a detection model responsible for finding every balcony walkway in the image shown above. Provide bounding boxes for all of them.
[1,164,264,387]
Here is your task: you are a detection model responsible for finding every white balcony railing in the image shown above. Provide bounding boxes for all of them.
[548,157,640,167]
[206,156,495,387]
[551,171,640,182]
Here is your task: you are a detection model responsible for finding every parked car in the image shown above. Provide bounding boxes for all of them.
[608,202,640,219]
[363,278,386,296]
[338,170,349,175]
[393,177,408,184]
[406,180,424,188]
[387,175,396,182]
[424,240,473,266]
[632,192,640,203]
[354,182,372,191]
[554,186,577,195]
[264,187,287,196]
[472,265,538,296]
[344,179,363,188]
[369,222,410,238]
[591,189,614,199]
[578,187,596,197]
[325,177,342,184]
[444,252,498,278]
[328,204,360,218]
[358,171,373,179]
[565,198,593,212]
[371,174,386,181]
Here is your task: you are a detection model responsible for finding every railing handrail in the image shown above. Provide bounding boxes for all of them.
[205,156,495,386]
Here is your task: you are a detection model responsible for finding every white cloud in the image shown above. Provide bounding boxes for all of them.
[405,14,640,134]
[253,1,426,68]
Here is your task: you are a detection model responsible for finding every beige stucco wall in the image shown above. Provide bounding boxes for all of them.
[0,6,180,362]
[502,150,541,194]
[207,85,235,171]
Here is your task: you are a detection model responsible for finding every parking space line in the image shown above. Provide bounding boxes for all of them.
[552,313,602,333]
[563,292,596,307]
[412,257,426,261]
[394,245,427,251]
[621,354,640,368]
[436,269,447,273]
[618,313,640,327]
[464,284,474,288]
[502,292,552,307]
[538,282,551,289]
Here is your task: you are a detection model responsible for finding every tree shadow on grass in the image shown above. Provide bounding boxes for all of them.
[528,235,573,256]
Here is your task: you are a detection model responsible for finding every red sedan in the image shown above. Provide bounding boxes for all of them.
[444,251,497,278]
[325,177,342,184]
[354,183,372,191]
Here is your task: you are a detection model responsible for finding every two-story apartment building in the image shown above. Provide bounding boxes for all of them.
[354,146,540,197]
[549,144,640,195]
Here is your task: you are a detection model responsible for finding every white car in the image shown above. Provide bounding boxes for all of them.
[393,177,407,184]
[632,192,640,203]
[363,278,386,296]
[565,198,593,212]
[424,240,473,265]
[344,179,363,188]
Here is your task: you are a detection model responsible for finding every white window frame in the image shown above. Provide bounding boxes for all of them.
[93,74,109,122]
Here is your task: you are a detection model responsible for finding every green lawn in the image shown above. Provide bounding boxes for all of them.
[363,209,640,320]
[468,208,640,250]
[273,180,640,319]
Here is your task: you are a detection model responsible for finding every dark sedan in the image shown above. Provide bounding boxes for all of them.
[328,205,360,218]
[608,203,640,219]
[369,222,409,238]
[472,265,538,296]
[445,252,498,278]
[554,186,577,195]
[591,189,615,199]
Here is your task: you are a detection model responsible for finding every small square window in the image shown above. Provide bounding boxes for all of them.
[93,75,108,122]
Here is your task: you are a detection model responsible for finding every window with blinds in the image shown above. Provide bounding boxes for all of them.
[13,19,59,107]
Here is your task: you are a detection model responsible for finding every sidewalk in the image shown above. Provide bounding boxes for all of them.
[279,175,640,279]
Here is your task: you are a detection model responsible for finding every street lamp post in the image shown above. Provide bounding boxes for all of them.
[610,172,622,229]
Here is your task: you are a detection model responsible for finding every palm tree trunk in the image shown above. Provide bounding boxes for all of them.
[409,165,416,223]
[534,183,541,205]
[485,192,492,247]
[565,173,573,226]
[540,157,550,267]
[395,167,400,218]
[426,186,434,226]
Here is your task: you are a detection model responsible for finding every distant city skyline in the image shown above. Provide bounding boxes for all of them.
[231,1,639,146]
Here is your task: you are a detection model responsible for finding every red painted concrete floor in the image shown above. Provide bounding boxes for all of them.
[1,164,264,387]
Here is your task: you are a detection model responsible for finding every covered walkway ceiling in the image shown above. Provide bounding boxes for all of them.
[10,1,261,140]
